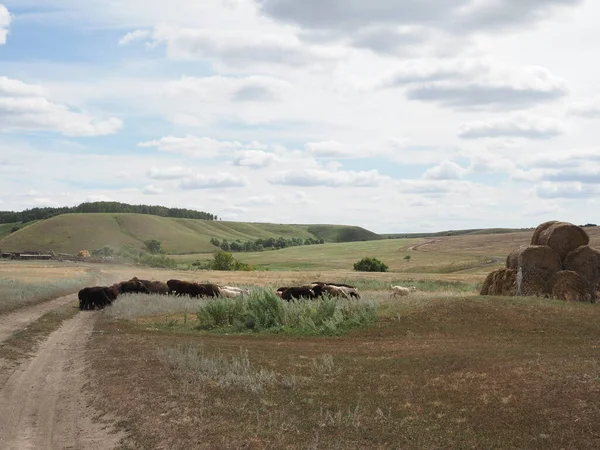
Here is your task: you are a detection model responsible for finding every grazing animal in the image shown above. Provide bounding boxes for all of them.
[219,288,244,298]
[219,285,250,295]
[278,287,317,301]
[131,277,169,295]
[119,279,150,294]
[166,279,220,298]
[321,285,349,298]
[78,286,115,310]
[311,282,360,299]
[390,285,417,298]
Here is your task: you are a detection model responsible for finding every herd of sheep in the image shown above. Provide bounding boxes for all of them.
[78,277,418,310]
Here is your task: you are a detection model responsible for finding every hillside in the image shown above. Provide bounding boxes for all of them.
[0,213,381,255]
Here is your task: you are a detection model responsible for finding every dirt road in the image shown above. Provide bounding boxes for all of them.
[0,293,78,343]
[0,311,122,449]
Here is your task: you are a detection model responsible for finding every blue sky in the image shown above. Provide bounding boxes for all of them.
[1,0,600,233]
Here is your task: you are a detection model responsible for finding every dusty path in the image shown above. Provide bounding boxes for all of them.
[0,293,78,343]
[0,312,122,450]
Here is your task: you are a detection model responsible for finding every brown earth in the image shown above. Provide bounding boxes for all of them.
[0,305,123,449]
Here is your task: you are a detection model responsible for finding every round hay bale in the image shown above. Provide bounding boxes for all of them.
[506,245,528,269]
[530,220,560,245]
[563,245,600,300]
[517,245,561,279]
[550,270,592,303]
[480,268,516,296]
[537,222,590,261]
[520,270,550,297]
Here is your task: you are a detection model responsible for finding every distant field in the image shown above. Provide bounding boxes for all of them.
[173,238,501,273]
[0,213,379,255]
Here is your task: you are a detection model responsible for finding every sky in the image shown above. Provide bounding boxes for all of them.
[0,0,599,233]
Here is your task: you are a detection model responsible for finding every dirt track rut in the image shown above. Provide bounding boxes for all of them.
[0,312,122,449]
[0,293,78,343]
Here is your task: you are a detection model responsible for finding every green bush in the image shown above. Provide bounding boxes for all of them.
[195,288,377,334]
[353,257,389,272]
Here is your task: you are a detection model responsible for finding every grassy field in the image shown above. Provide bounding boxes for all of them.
[174,238,499,273]
[0,213,380,255]
[2,222,600,449]
[90,290,600,449]
[0,262,103,314]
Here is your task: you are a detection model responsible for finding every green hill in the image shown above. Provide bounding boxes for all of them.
[0,213,381,255]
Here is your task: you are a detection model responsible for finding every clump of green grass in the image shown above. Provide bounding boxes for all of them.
[196,288,377,335]
[0,275,94,314]
[157,344,278,393]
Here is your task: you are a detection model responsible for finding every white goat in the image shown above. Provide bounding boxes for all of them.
[390,285,417,298]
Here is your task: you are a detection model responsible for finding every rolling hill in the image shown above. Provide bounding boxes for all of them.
[0,213,382,255]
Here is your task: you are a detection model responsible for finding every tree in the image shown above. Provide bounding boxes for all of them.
[220,240,230,251]
[404,255,411,263]
[144,239,162,254]
[212,250,235,271]
[353,257,389,273]
[210,237,221,247]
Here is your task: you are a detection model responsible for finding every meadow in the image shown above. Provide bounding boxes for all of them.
[1,228,600,449]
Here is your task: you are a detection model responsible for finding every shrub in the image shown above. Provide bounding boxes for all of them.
[195,288,377,334]
[210,250,255,271]
[144,239,163,254]
[353,257,389,272]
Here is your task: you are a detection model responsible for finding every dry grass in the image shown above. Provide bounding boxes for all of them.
[0,269,99,314]
[90,295,600,449]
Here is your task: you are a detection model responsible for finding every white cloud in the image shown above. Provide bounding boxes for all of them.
[148,25,345,68]
[534,182,600,199]
[118,29,151,46]
[0,4,10,45]
[423,160,467,180]
[238,195,276,206]
[377,60,568,110]
[270,168,388,187]
[147,166,190,180]
[139,135,257,158]
[305,141,358,158]
[568,98,600,118]
[180,172,247,190]
[232,150,278,169]
[0,76,122,136]
[458,114,565,140]
[142,184,164,195]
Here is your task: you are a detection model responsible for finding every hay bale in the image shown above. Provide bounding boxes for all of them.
[520,271,550,297]
[563,245,600,300]
[506,245,528,269]
[530,220,560,245]
[550,270,592,303]
[537,222,590,260]
[517,245,561,278]
[480,268,516,296]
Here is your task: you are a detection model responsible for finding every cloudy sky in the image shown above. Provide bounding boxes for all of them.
[0,0,599,233]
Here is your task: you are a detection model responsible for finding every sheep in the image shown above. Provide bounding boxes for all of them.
[390,285,417,298]
[219,285,250,295]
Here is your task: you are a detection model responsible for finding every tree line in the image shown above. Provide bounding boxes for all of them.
[0,201,217,224]
[210,236,325,252]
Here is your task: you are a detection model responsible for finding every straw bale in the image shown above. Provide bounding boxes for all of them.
[517,245,561,279]
[530,220,559,245]
[480,268,516,296]
[506,245,528,269]
[537,222,590,260]
[550,270,592,303]
[519,270,551,297]
[563,245,600,300]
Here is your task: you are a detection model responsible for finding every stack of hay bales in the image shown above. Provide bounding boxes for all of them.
[481,221,598,303]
